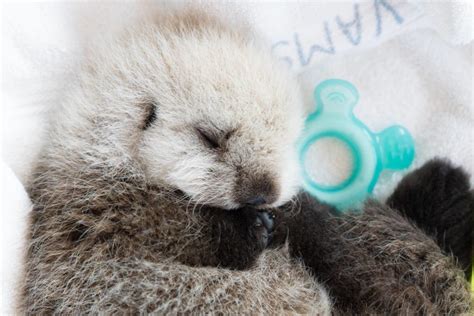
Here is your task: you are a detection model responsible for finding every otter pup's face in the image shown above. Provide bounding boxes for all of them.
[138,36,304,209]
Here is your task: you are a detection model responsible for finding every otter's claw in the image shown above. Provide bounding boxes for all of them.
[255,211,274,248]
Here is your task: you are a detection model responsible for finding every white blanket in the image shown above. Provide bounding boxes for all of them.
[2,1,472,313]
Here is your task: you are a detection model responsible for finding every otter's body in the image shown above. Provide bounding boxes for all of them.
[22,7,471,315]
[25,160,330,314]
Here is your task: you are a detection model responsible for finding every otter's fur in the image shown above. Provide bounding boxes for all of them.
[22,7,471,315]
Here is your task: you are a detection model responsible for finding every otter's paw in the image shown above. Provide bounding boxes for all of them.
[387,158,472,276]
[210,208,274,270]
[254,211,274,249]
[387,158,470,214]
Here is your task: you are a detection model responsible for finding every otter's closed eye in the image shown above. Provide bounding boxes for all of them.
[142,102,158,130]
[196,128,220,149]
[196,127,234,150]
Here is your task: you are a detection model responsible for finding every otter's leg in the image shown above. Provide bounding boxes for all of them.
[387,158,473,276]
[273,193,471,314]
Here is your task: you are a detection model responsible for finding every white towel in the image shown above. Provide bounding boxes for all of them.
[407,0,473,45]
[1,162,32,314]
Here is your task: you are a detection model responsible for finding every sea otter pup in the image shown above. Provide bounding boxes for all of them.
[22,6,471,314]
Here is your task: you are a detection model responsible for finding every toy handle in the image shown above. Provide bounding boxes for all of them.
[376,125,415,170]
[314,79,359,115]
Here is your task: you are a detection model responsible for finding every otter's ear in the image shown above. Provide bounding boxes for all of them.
[142,101,158,130]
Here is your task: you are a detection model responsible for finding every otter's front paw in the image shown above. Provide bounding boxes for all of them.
[254,211,274,249]
[209,207,274,270]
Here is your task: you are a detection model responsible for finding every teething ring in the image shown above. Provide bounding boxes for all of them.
[298,79,415,210]
[300,132,361,192]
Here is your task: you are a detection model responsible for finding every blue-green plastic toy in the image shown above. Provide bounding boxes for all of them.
[299,79,415,210]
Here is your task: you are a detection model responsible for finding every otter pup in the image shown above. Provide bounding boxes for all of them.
[22,8,329,314]
[22,7,471,315]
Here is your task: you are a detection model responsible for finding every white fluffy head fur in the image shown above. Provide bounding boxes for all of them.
[53,8,304,209]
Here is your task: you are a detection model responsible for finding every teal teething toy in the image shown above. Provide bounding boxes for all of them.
[299,79,415,210]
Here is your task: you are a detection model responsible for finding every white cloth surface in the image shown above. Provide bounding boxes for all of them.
[1,1,473,313]
[407,0,473,45]
[1,162,31,314]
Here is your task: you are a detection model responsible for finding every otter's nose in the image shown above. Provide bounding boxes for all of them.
[235,173,279,207]
[245,196,267,206]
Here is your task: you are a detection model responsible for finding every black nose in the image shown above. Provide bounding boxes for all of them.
[245,196,267,206]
